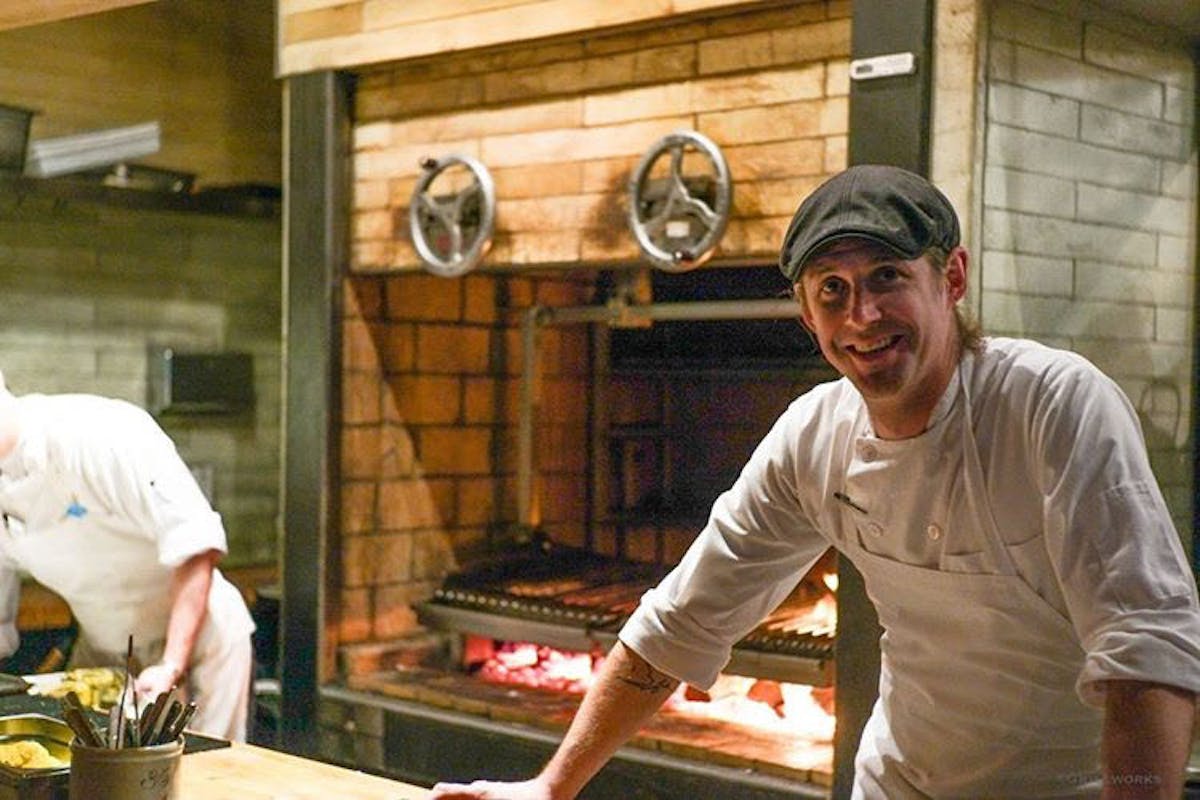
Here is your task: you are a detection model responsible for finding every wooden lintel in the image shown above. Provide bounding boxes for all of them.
[0,0,156,32]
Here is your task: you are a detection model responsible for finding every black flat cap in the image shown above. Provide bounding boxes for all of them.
[778,164,960,282]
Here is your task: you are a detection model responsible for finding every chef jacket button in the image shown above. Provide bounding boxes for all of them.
[926,523,942,541]
[860,443,878,461]
[867,522,884,537]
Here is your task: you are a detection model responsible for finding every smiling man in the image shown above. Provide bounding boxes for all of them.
[431,165,1200,800]
[798,238,965,438]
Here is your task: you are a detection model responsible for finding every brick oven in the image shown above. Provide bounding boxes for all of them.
[273,0,1200,796]
[279,0,927,797]
[327,258,843,795]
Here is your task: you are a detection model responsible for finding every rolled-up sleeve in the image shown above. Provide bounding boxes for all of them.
[619,402,832,690]
[1037,364,1200,706]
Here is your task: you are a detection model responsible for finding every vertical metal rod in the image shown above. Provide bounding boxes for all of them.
[587,322,611,552]
[517,306,543,529]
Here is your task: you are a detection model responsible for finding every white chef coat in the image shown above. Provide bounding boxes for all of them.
[0,393,256,739]
[620,337,1200,796]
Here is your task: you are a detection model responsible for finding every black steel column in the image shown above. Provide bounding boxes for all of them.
[834,1,934,798]
[280,69,352,757]
[848,0,934,175]
[1191,47,1200,578]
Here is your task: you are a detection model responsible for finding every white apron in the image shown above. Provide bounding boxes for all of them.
[842,359,1103,799]
[0,463,254,741]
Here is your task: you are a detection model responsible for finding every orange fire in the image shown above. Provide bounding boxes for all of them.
[667,675,833,741]
[475,641,598,693]
[756,568,838,641]
[469,566,839,744]
[470,638,834,743]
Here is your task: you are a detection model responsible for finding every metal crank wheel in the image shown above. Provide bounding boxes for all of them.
[628,130,732,272]
[409,154,496,277]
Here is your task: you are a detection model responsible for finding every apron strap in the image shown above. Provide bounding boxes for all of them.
[957,354,1019,577]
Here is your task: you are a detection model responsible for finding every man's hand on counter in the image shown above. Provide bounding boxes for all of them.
[428,778,554,799]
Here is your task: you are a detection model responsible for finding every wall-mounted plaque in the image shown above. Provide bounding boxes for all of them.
[409,154,496,277]
[627,130,732,272]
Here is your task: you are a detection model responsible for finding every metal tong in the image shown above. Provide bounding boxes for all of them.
[137,687,196,746]
[60,688,192,749]
[58,635,196,748]
[59,690,103,748]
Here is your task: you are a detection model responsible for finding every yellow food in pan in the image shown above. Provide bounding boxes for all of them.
[0,739,65,769]
[29,667,124,710]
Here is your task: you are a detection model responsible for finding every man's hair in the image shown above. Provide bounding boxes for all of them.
[924,246,983,353]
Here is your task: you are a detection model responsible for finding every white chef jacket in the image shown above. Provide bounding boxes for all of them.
[620,337,1200,793]
[0,393,255,733]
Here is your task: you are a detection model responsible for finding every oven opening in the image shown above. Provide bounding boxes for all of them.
[333,264,844,796]
[384,544,840,784]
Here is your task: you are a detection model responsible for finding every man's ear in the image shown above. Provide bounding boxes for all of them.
[944,247,968,304]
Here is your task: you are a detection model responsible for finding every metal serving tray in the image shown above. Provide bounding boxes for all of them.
[0,714,71,800]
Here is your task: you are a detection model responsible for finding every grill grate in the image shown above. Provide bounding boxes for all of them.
[420,544,835,681]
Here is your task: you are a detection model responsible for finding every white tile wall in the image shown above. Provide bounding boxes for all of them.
[980,251,1074,296]
[982,0,1197,535]
[0,193,282,566]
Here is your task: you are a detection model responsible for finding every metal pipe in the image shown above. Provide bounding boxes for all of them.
[516,296,803,530]
[541,297,800,326]
[517,306,545,529]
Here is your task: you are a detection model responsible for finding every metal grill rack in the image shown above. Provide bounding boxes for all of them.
[418,545,834,686]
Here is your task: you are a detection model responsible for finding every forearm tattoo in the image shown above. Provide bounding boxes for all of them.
[617,659,674,693]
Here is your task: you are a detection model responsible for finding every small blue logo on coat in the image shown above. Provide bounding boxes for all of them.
[63,500,87,519]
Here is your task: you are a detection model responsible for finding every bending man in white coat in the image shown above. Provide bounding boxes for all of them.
[431,165,1200,799]
[0,372,256,741]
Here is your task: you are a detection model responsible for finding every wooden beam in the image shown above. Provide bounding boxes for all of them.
[0,0,156,32]
[279,0,776,76]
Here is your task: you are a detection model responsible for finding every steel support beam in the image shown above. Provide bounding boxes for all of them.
[280,69,352,757]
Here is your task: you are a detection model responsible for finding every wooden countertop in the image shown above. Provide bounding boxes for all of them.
[180,742,430,799]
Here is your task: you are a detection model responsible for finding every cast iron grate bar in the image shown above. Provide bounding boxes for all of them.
[424,544,834,664]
